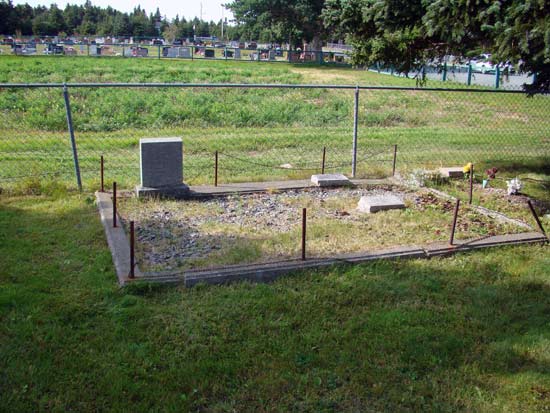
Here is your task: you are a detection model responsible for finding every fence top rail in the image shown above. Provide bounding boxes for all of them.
[0,82,528,93]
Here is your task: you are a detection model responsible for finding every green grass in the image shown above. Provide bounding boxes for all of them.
[1,192,549,412]
[0,56,548,190]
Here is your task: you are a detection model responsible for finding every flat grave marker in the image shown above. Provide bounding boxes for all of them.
[357,194,405,213]
[311,174,351,187]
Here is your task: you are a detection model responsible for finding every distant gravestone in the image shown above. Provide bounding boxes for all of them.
[439,167,464,178]
[180,47,192,58]
[311,173,351,187]
[136,137,189,198]
[357,194,405,213]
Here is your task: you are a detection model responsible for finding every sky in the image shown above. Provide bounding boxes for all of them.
[14,0,234,22]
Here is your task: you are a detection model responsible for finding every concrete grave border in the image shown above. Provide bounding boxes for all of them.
[96,181,548,287]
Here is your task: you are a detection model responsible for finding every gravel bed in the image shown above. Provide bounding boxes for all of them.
[122,187,414,269]
[119,186,519,271]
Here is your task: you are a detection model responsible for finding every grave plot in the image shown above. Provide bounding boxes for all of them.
[116,185,527,273]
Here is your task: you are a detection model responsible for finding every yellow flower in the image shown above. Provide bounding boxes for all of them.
[463,162,472,173]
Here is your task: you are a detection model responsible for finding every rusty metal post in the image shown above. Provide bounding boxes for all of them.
[468,163,474,204]
[449,199,460,245]
[100,155,104,192]
[392,144,397,177]
[214,150,218,187]
[113,181,117,228]
[129,220,135,279]
[321,146,326,174]
[301,208,307,260]
[527,200,547,238]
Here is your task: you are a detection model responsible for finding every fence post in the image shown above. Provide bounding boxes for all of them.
[527,200,547,238]
[100,155,104,192]
[301,208,307,260]
[392,144,398,176]
[495,65,500,89]
[112,181,117,228]
[62,84,83,191]
[122,44,125,58]
[449,199,460,245]
[214,150,218,187]
[129,221,135,279]
[442,62,447,81]
[87,43,89,56]
[468,163,474,204]
[158,44,161,59]
[351,86,359,178]
[467,64,472,86]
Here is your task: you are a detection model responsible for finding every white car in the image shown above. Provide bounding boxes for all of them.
[470,55,496,74]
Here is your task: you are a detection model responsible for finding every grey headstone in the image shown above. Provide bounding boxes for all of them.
[357,194,405,213]
[140,137,183,188]
[439,167,464,178]
[180,47,192,58]
[311,173,351,187]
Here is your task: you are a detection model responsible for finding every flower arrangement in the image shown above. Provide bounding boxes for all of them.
[482,167,498,188]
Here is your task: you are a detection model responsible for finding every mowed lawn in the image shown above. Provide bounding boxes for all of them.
[1,192,549,412]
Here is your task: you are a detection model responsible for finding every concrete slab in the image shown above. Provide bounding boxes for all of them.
[357,194,405,213]
[186,178,382,198]
[311,173,351,187]
[96,191,142,285]
[439,167,464,178]
[425,232,547,257]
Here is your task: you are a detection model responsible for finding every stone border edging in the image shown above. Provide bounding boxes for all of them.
[96,191,142,285]
[96,184,547,287]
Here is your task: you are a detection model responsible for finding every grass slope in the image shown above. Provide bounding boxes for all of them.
[1,193,549,412]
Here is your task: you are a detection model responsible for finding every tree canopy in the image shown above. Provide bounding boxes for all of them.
[226,0,326,48]
[323,0,549,93]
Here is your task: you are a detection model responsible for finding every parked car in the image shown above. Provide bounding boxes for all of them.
[470,58,495,74]
[467,54,497,74]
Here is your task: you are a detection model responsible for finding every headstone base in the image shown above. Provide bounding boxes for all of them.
[136,184,190,199]
[357,194,405,213]
[311,173,351,187]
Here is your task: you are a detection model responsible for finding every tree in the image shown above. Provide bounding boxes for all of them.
[0,0,16,35]
[323,0,443,76]
[227,0,326,48]
[424,0,550,94]
[323,0,550,93]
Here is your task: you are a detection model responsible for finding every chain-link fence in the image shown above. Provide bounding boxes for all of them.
[0,83,548,192]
